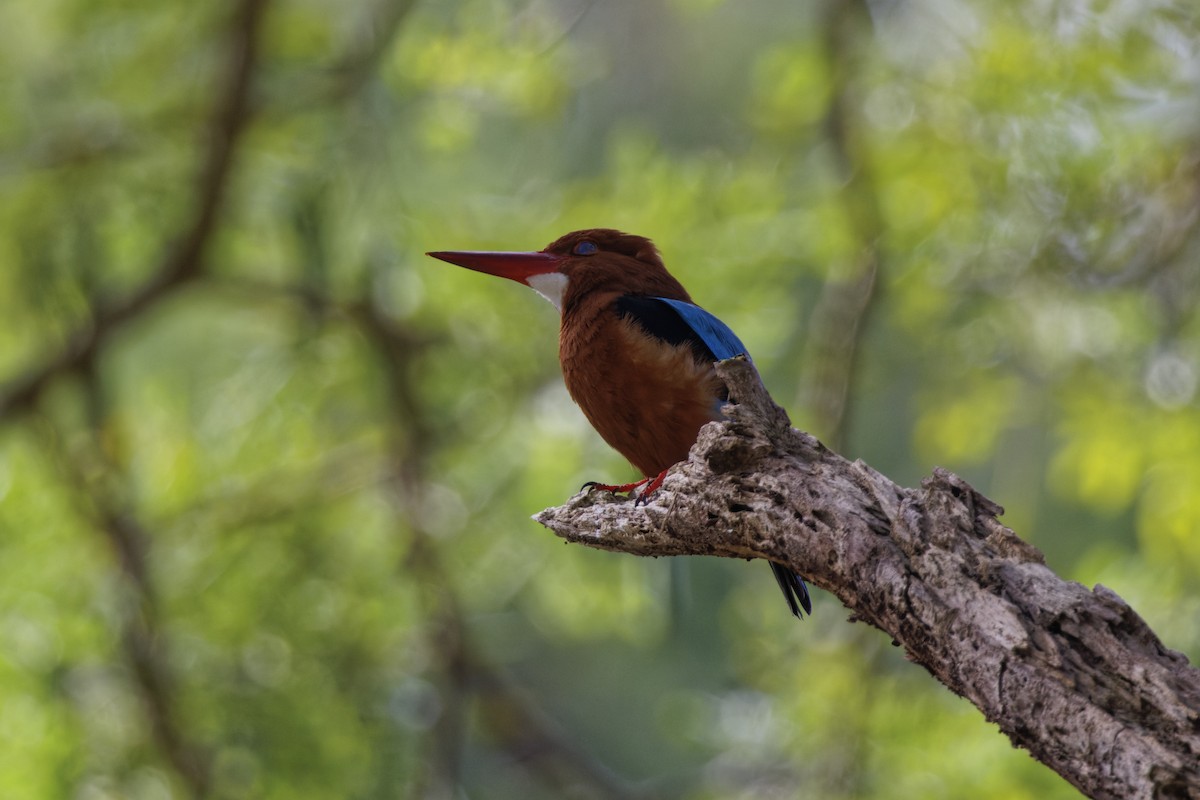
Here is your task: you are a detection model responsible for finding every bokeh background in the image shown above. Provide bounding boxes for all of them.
[2,0,1199,797]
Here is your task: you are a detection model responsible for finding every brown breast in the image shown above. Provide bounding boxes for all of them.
[559,297,724,477]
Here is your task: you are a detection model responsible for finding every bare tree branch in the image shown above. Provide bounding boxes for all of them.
[536,358,1200,800]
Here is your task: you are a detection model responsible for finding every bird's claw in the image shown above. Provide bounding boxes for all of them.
[633,470,670,506]
[580,477,649,496]
[580,469,669,505]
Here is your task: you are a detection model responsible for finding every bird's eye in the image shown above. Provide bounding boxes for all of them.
[573,241,598,256]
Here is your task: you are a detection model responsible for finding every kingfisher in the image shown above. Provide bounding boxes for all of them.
[428,229,812,618]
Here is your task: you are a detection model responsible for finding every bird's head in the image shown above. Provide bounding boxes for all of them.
[427,229,691,313]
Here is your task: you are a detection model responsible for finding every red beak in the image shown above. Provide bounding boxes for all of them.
[426,249,563,285]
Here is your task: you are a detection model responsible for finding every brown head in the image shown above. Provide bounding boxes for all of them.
[427,228,692,315]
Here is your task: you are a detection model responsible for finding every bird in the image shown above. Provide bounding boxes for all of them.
[427,228,812,618]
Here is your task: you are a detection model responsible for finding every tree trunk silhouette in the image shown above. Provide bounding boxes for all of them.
[536,358,1200,800]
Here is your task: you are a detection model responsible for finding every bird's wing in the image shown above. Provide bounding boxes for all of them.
[616,295,813,619]
[614,296,751,362]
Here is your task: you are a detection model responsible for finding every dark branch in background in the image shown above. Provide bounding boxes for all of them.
[349,294,468,798]
[795,0,884,451]
[43,366,215,798]
[327,0,420,102]
[537,358,1200,800]
[267,0,419,114]
[7,0,271,794]
[0,0,269,422]
[352,292,658,799]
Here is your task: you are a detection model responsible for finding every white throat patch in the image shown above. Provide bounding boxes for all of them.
[527,272,569,311]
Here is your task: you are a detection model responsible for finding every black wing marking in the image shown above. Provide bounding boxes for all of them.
[614,295,719,363]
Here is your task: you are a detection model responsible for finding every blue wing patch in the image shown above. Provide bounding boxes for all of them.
[615,295,751,362]
[650,297,751,362]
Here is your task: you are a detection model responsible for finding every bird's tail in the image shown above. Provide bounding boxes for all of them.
[769,562,813,619]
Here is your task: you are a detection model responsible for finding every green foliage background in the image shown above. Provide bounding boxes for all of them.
[2,0,1198,797]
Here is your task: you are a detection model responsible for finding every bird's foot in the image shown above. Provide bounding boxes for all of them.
[632,469,670,507]
[580,477,650,496]
[581,469,670,505]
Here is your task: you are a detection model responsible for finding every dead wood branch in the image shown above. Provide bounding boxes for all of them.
[536,357,1200,800]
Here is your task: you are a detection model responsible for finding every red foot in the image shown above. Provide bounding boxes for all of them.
[633,469,670,506]
[582,468,672,505]
[581,477,649,495]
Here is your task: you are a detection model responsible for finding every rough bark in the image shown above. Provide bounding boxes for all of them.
[534,358,1200,800]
